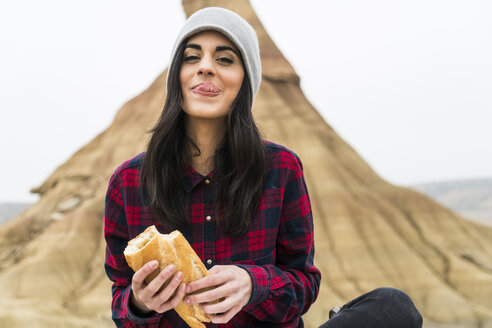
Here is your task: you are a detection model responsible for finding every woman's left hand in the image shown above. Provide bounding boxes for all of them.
[184,265,252,324]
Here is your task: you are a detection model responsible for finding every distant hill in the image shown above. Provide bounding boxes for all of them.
[0,203,31,225]
[412,178,492,226]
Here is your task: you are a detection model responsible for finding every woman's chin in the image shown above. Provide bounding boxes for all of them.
[182,106,229,121]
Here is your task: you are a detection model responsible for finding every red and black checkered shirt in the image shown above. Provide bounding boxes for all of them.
[104,141,321,327]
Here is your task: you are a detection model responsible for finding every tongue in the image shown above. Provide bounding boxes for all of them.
[197,83,219,93]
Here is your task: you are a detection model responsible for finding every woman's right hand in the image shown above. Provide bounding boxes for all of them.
[130,260,187,315]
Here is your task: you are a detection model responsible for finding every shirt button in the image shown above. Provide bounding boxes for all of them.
[206,259,212,265]
[205,179,210,184]
[206,215,212,221]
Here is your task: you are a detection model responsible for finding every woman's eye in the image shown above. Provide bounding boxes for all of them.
[184,55,200,62]
[218,57,233,64]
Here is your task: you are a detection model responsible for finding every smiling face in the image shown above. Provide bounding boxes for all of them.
[180,30,245,122]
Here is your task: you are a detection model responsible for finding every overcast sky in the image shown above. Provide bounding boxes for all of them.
[1,0,491,202]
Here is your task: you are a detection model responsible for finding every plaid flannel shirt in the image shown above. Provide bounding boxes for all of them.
[104,141,321,327]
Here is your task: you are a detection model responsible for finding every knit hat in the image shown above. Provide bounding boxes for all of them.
[167,7,262,102]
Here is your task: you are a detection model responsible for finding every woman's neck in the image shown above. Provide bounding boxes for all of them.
[185,116,227,176]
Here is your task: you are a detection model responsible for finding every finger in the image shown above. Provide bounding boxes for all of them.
[153,271,183,305]
[186,276,218,294]
[132,260,159,290]
[186,270,230,294]
[209,305,240,324]
[171,282,187,306]
[201,294,235,314]
[145,264,176,295]
[185,283,230,305]
[156,282,187,313]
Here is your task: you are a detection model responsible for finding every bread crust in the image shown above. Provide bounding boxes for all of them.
[124,226,210,328]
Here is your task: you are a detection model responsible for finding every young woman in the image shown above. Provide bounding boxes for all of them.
[104,7,422,328]
[104,7,320,327]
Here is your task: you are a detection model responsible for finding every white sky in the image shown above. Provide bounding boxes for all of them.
[1,0,491,202]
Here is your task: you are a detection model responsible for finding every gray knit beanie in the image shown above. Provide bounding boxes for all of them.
[167,7,261,102]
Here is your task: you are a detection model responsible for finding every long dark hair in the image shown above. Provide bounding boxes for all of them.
[140,40,267,235]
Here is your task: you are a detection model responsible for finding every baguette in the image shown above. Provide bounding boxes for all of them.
[124,225,210,328]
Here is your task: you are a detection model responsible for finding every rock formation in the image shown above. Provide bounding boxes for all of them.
[1,0,492,327]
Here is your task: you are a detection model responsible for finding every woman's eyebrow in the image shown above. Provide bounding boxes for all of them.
[216,46,239,56]
[185,44,238,56]
[185,43,201,50]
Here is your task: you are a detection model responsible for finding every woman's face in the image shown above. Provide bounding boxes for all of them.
[180,30,245,121]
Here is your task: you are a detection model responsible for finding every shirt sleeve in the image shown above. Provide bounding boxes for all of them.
[104,170,163,327]
[238,153,321,323]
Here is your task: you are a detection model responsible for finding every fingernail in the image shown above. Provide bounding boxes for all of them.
[151,261,158,269]
[184,298,191,304]
[176,271,183,280]
[167,264,175,272]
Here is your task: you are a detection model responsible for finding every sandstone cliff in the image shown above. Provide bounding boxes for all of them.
[1,1,492,327]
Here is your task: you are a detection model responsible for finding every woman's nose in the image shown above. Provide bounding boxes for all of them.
[197,56,215,76]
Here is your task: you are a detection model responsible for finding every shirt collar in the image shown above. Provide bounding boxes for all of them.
[184,163,215,192]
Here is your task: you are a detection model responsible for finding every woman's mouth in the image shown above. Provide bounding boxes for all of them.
[192,82,220,97]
